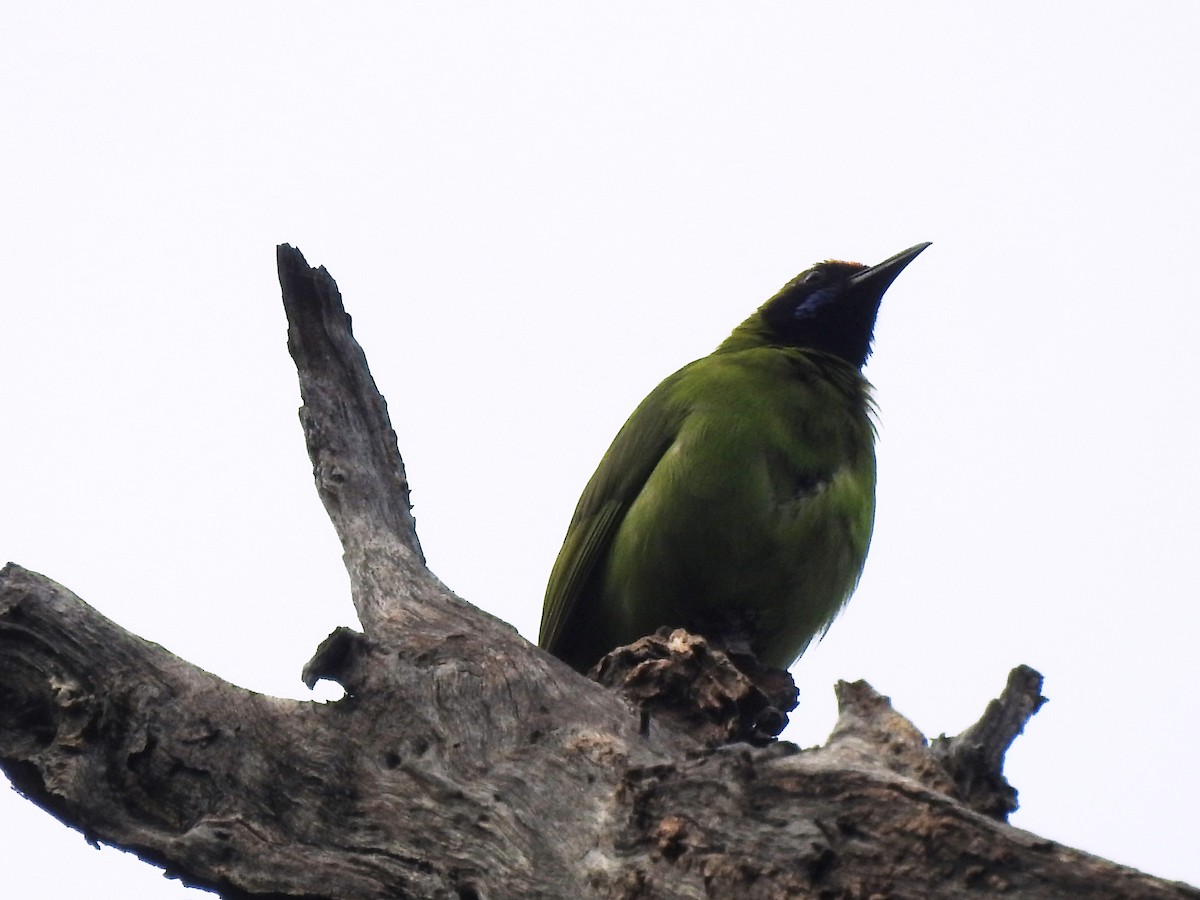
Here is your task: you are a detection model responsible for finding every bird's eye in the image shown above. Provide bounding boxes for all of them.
[802,270,824,285]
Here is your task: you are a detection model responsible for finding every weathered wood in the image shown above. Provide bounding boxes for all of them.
[591,628,800,746]
[931,663,1047,820]
[1,246,1195,899]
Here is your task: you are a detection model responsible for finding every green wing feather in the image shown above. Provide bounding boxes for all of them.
[538,373,688,662]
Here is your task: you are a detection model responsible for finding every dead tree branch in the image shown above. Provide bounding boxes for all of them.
[1,246,1194,899]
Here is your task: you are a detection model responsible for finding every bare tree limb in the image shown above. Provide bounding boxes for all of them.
[931,663,1047,820]
[277,244,427,633]
[1,246,1196,899]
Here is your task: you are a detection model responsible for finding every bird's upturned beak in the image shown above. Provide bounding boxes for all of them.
[847,242,931,294]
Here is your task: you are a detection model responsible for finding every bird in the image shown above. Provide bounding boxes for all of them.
[539,243,930,674]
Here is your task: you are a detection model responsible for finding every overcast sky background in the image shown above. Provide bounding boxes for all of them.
[3,3,1198,895]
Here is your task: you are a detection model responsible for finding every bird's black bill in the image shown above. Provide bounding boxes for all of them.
[847,242,931,293]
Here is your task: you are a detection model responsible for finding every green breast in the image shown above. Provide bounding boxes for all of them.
[597,347,876,668]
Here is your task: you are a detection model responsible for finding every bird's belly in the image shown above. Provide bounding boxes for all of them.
[600,442,874,668]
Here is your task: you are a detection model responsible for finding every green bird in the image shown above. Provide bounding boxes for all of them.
[539,243,929,673]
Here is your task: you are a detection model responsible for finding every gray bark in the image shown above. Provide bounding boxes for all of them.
[1,246,1194,899]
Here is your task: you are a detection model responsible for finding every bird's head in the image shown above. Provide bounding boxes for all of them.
[722,242,930,368]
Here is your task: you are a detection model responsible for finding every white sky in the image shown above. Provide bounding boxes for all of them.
[2,3,1198,895]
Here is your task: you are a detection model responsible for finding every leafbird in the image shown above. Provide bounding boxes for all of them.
[540,243,930,673]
